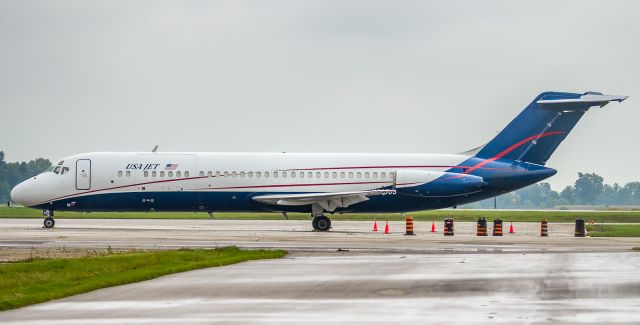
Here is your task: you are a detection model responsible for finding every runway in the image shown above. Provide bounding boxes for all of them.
[0,219,639,324]
[0,218,637,253]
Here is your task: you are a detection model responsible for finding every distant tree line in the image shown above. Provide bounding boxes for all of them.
[1,151,638,208]
[0,151,51,202]
[466,172,640,209]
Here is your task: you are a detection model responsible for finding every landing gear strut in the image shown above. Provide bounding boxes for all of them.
[312,216,331,231]
[43,210,55,228]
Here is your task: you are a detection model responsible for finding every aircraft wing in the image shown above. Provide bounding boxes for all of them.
[252,189,396,212]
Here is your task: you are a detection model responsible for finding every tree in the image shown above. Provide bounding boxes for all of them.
[560,185,576,205]
[619,182,640,205]
[0,152,52,202]
[573,172,604,205]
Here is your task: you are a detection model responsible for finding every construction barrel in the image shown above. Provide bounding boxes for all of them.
[493,219,503,236]
[405,216,415,236]
[444,218,454,236]
[541,220,548,237]
[476,217,487,236]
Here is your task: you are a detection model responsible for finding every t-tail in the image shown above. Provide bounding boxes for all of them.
[475,91,628,165]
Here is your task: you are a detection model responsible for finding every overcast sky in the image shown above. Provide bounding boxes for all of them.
[0,0,637,190]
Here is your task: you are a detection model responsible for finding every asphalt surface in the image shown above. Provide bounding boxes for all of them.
[0,219,639,324]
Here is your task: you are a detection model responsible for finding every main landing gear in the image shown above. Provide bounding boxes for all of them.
[312,215,331,232]
[311,204,331,231]
[43,209,55,228]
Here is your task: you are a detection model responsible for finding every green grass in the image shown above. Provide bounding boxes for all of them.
[2,206,640,223]
[0,247,285,311]
[587,224,640,237]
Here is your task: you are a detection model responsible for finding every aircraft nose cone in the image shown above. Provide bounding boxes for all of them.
[10,183,25,206]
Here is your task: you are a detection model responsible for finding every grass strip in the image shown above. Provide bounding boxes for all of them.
[587,224,640,237]
[0,247,285,311]
[2,206,640,223]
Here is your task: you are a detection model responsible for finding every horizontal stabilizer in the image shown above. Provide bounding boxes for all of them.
[537,92,628,110]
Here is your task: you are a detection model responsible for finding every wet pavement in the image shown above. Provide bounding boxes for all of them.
[0,219,639,324]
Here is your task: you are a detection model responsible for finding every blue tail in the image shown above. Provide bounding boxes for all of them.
[475,91,628,165]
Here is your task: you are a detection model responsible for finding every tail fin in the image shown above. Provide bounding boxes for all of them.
[475,91,628,165]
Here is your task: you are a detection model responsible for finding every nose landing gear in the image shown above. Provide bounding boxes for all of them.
[43,210,55,228]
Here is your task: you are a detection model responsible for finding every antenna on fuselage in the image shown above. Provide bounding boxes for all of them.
[151,145,158,153]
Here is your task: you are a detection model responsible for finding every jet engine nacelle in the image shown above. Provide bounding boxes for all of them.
[394,170,486,197]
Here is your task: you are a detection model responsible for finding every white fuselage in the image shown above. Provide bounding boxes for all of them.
[11,152,472,209]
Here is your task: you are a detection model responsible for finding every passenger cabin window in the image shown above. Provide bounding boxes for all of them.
[264,171,269,177]
[256,171,261,178]
[224,171,229,177]
[357,172,362,178]
[208,171,213,177]
[199,171,205,177]
[168,171,173,177]
[308,172,313,178]
[316,172,321,178]
[176,171,182,177]
[365,172,370,178]
[340,172,345,178]
[185,171,189,177]
[324,172,329,178]
[118,171,123,177]
[274,172,278,178]
[152,171,157,177]
[299,172,304,178]
[232,171,237,177]
[160,171,165,177]
[389,172,395,179]
[348,172,353,178]
[373,172,378,178]
[248,171,253,177]
[144,171,149,177]
[282,172,287,178]
[126,171,131,177]
[381,172,386,179]
[240,171,245,177]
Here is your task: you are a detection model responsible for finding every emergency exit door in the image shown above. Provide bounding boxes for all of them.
[76,159,91,190]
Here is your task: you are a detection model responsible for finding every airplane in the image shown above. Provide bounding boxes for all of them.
[10,91,628,231]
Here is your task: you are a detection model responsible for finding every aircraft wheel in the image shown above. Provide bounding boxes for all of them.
[43,217,55,228]
[313,216,331,232]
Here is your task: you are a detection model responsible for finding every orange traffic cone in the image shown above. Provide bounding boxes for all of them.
[384,220,390,234]
[431,221,436,232]
[509,222,515,234]
[373,219,378,232]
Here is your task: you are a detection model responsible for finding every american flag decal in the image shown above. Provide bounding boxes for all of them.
[164,164,178,170]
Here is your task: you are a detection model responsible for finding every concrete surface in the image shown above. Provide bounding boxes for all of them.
[0,218,637,253]
[0,219,639,324]
[1,251,639,324]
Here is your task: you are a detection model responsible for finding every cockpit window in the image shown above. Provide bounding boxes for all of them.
[46,166,55,172]
[61,167,70,175]
[57,160,64,166]
[53,166,61,174]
